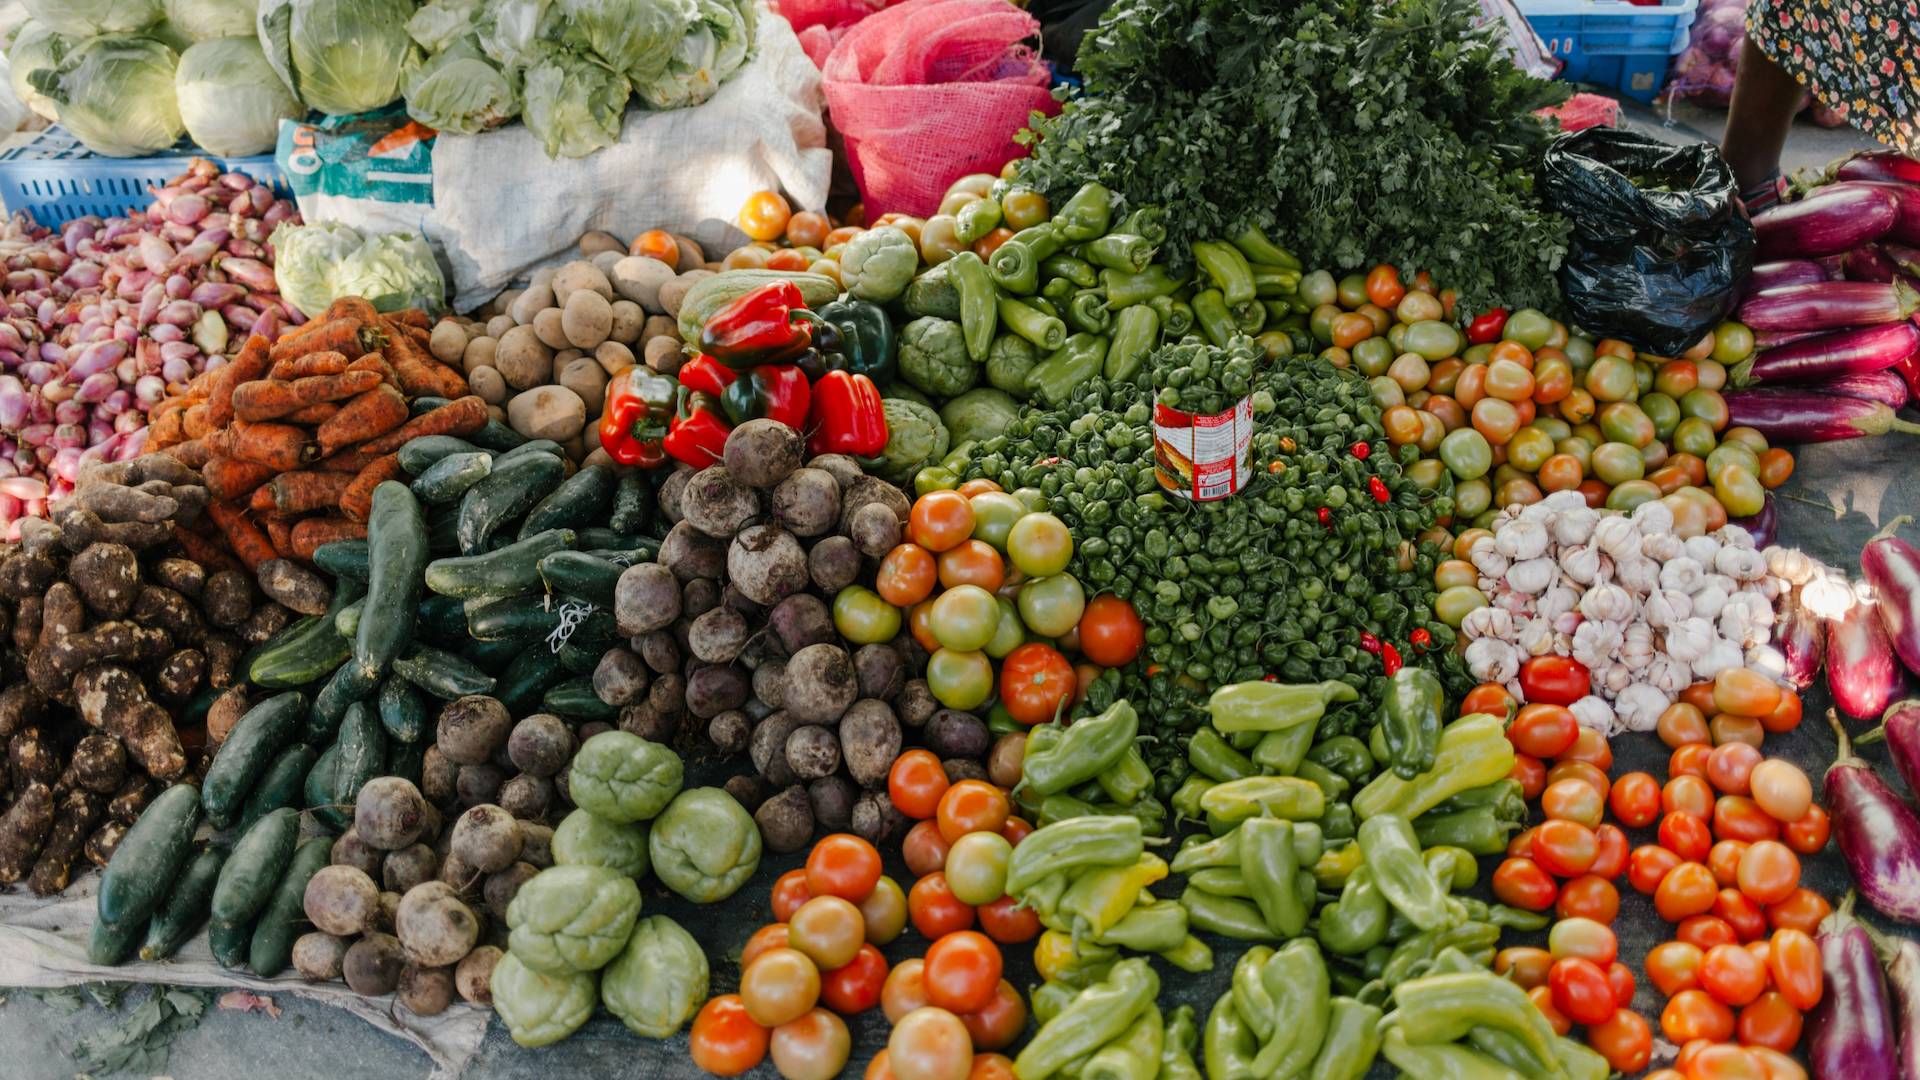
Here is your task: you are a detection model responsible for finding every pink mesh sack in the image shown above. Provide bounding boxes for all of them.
[769,0,884,37]
[821,0,1059,219]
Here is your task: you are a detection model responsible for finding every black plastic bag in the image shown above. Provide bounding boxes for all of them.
[1541,128,1755,358]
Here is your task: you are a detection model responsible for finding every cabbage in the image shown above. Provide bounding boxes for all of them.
[176,37,301,156]
[164,0,257,39]
[8,21,72,121]
[553,0,687,85]
[405,0,485,53]
[473,0,552,69]
[34,35,182,158]
[402,37,519,136]
[332,231,446,313]
[147,18,196,52]
[270,220,363,318]
[521,44,628,159]
[258,0,420,116]
[634,0,748,112]
[23,0,163,36]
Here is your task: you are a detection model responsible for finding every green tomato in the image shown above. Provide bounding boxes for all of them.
[1310,304,1341,346]
[1353,336,1394,377]
[1721,426,1768,453]
[1633,360,1655,398]
[1453,478,1492,520]
[969,492,1028,552]
[1695,360,1728,392]
[1637,392,1681,441]
[1012,487,1048,513]
[1386,323,1409,355]
[930,585,1001,652]
[1405,458,1447,489]
[1299,270,1337,308]
[834,586,902,645]
[1562,336,1596,371]
[1438,427,1492,481]
[1336,274,1368,309]
[1712,321,1754,364]
[945,831,1012,905]
[985,597,1025,659]
[1591,442,1647,486]
[1435,586,1489,628]
[1713,463,1766,518]
[1018,573,1086,637]
[1597,402,1655,449]
[1502,309,1553,350]
[1404,320,1463,361]
[1008,512,1074,577]
[1369,375,1406,410]
[1679,388,1729,431]
[1506,426,1556,473]
[1604,479,1664,512]
[927,648,994,710]
[1530,417,1573,442]
[1462,343,1495,366]
[1642,440,1670,470]
[1706,442,1761,480]
[1584,356,1638,403]
[1671,417,1718,458]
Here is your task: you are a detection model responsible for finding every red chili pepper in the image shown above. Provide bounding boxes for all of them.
[677,353,740,397]
[1410,628,1431,650]
[1262,674,1279,682]
[1466,307,1509,345]
[1359,632,1382,655]
[1317,506,1331,527]
[1351,441,1370,460]
[806,370,889,458]
[598,367,677,468]
[1369,476,1390,503]
[663,391,733,467]
[698,280,830,370]
[1382,643,1403,676]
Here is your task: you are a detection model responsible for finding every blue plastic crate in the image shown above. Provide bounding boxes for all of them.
[0,126,290,226]
[1519,0,1699,103]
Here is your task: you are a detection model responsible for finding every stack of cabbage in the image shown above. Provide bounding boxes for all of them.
[270,220,447,317]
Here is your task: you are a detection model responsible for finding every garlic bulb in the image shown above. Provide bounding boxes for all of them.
[1620,623,1655,670]
[1507,557,1555,596]
[1601,659,1634,695]
[1701,573,1737,597]
[1615,683,1672,731]
[1562,545,1602,585]
[1641,532,1685,563]
[1713,525,1757,551]
[1800,567,1857,619]
[1692,638,1745,681]
[1615,555,1660,596]
[1659,557,1704,595]
[1552,610,1585,637]
[1647,654,1693,694]
[1554,506,1600,547]
[1569,695,1620,736]
[1746,644,1787,681]
[1632,499,1676,535]
[1758,576,1785,602]
[1580,583,1636,623]
[1643,588,1692,629]
[1518,616,1557,656]
[1765,546,1818,585]
[1543,490,1588,512]
[1460,606,1514,643]
[1465,637,1521,684]
[1519,501,1557,524]
[1537,585,1580,623]
[1665,617,1716,663]
[1494,583,1534,614]
[1470,535,1510,579]
[1717,546,1768,582]
[1719,601,1757,652]
[1595,553,1616,583]
[1496,519,1550,561]
[1684,535,1722,566]
[1593,516,1643,561]
[1691,582,1730,623]
[1573,619,1627,668]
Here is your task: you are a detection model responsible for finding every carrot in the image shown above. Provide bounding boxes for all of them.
[318,384,408,454]
[269,471,356,514]
[268,351,348,382]
[261,512,298,560]
[160,437,213,469]
[340,453,405,523]
[285,401,343,426]
[323,296,381,325]
[398,323,432,347]
[228,421,320,472]
[389,308,432,330]
[267,318,380,363]
[147,407,188,451]
[383,326,469,399]
[359,395,490,455]
[182,403,213,441]
[201,456,277,502]
[291,516,368,558]
[206,500,275,571]
[207,334,271,429]
[231,369,384,422]
[172,524,238,571]
[315,449,379,474]
[249,484,277,512]
[183,367,220,399]
[152,395,198,421]
[346,353,402,390]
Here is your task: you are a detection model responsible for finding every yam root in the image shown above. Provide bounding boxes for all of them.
[268,472,356,515]
[10,727,59,785]
[359,396,489,455]
[208,334,271,429]
[84,820,127,867]
[68,542,140,619]
[39,581,82,649]
[231,370,384,423]
[73,663,187,780]
[70,732,126,793]
[201,570,252,629]
[257,558,332,616]
[29,622,172,695]
[64,481,179,524]
[342,453,405,522]
[11,596,39,654]
[131,585,206,644]
[53,507,171,553]
[0,781,54,884]
[28,788,103,896]
[318,384,409,454]
[155,648,206,700]
[291,518,368,558]
[205,632,244,689]
[107,775,154,823]
[0,684,44,739]
[151,558,206,600]
[0,548,58,601]
[235,602,294,645]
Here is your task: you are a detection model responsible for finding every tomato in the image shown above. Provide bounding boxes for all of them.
[1765,888,1831,935]
[969,1053,1016,1080]
[878,545,939,609]
[910,599,941,655]
[1548,760,1610,803]
[1001,816,1034,848]
[1780,805,1829,855]
[944,832,1012,907]
[1659,703,1714,748]
[1510,703,1579,758]
[912,491,976,552]
[1529,985,1573,1036]
[1662,988,1737,1044]
[744,923,795,971]
[691,995,771,1076]
[1762,689,1803,734]
[1746,940,1775,991]
[1542,778,1605,828]
[931,586,1001,652]
[1660,811,1715,862]
[1510,753,1548,801]
[1077,594,1144,667]
[892,752,952,820]
[1550,957,1618,1025]
[1768,928,1822,1010]
[1678,914,1739,951]
[1463,682,1519,722]
[1610,772,1662,828]
[1672,743,1714,781]
[1665,776,1716,819]
[1715,715,1767,750]
[1532,819,1599,878]
[1684,1042,1762,1080]
[890,1007,974,1080]
[1588,1008,1653,1073]
[1648,940,1706,996]
[928,648,994,710]
[904,820,953,877]
[1519,655,1591,705]
[1609,961,1637,1007]
[957,980,1026,1052]
[859,876,909,946]
[1715,888,1770,943]
[1749,760,1812,823]
[1547,918,1617,967]
[1561,727,1614,770]
[773,869,814,921]
[923,931,1002,1014]
[1591,824,1629,880]
[1709,840,1751,888]
[740,191,793,242]
[820,944,889,1015]
[1748,1047,1808,1080]
[1736,841,1800,905]
[1716,796,1782,844]
[803,834,882,904]
[1496,947,1555,989]
[1701,941,1769,1006]
[631,229,680,264]
[1714,667,1784,718]
[998,643,1076,725]
[1365,264,1406,308]
[976,894,1040,945]
[937,541,1006,593]
[908,873,976,938]
[1017,574,1087,638]
[1738,991,1804,1052]
[789,896,866,970]
[741,948,823,1027]
[1509,825,1539,859]
[1657,862,1721,922]
[833,584,904,645]
[1629,844,1684,895]
[1707,741,1763,796]
[1492,857,1558,911]
[938,780,1012,844]
[769,1008,850,1080]
[1556,875,1621,924]
[882,959,931,1023]
[783,210,830,248]
[1006,513,1072,577]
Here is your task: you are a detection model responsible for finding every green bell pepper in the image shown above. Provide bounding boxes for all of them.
[1206,680,1358,733]
[1171,776,1215,823]
[1308,997,1384,1080]
[1192,240,1256,305]
[1380,1028,1530,1080]
[1102,266,1186,309]
[1032,980,1081,1026]
[999,294,1068,353]
[1082,1004,1164,1080]
[1252,265,1304,296]
[1006,814,1143,896]
[1160,935,1215,972]
[1382,667,1445,780]
[1389,972,1565,1080]
[1085,233,1155,274]
[1053,183,1113,242]
[946,251,999,362]
[1105,304,1159,382]
[1153,296,1195,337]
[1043,253,1100,289]
[1026,333,1108,408]
[1066,290,1112,335]
[816,298,897,384]
[1094,900,1190,953]
[1096,745,1154,805]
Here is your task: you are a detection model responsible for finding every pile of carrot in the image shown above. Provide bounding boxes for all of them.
[146,295,485,571]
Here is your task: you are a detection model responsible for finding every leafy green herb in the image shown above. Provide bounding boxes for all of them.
[1016,0,1573,312]
[73,985,211,1077]
[23,986,87,1015]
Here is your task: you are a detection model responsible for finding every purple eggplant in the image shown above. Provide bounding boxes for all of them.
[1886,242,1920,276]
[1856,699,1920,799]
[1730,322,1920,386]
[1811,368,1912,410]
[1838,151,1920,185]
[1861,181,1920,246]
[1843,244,1912,285]
[1755,182,1901,260]
[1809,886,1899,1080]
[1738,279,1920,331]
[1724,387,1920,443]
[1830,592,1907,718]
[1862,919,1920,1080]
[1777,586,1828,689]
[1861,515,1920,677]
[1749,258,1832,293]
[1754,327,1841,350]
[1728,493,1777,548]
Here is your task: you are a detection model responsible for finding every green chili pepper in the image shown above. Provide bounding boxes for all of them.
[1382,667,1445,780]
[1158,298,1195,337]
[1206,680,1358,733]
[1306,997,1383,1080]
[1353,714,1515,822]
[1083,1004,1165,1080]
[1424,779,1527,821]
[1028,333,1110,409]
[1024,871,1071,920]
[1411,806,1519,857]
[1020,701,1137,797]
[1085,233,1155,274]
[1032,980,1081,1026]
[1188,727,1258,781]
[1382,930,1440,987]
[1555,1038,1611,1080]
[1468,1025,1557,1080]
[1295,760,1351,801]
[1318,801,1357,841]
[1251,938,1330,1080]
[1000,294,1069,353]
[1159,934,1214,972]
[1423,846,1479,892]
[1179,886,1279,940]
[1096,745,1154,806]
[1160,1005,1203,1080]
[1241,816,1307,938]
[1102,266,1186,309]
[1380,1028,1530,1080]
[1043,253,1100,289]
[1253,721,1318,776]
[1488,905,1551,931]
[1231,225,1302,271]
[1006,815,1143,896]
[1307,736,1375,783]
[1171,776,1215,823]
[1038,792,1103,826]
[1094,900,1190,953]
[1231,298,1267,336]
[1189,866,1253,898]
[1042,275,1076,304]
[1123,206,1168,246]
[1389,972,1565,1080]
[1053,184,1112,242]
[1067,290,1114,335]
[1317,865,1390,955]
[1191,241,1256,305]
[947,251,999,362]
[1015,958,1158,1080]
[1357,813,1454,932]
[1105,304,1159,382]
[1200,776,1326,824]
[1251,266,1304,296]
[1204,991,1259,1080]
[955,196,1003,245]
[1231,946,1278,1044]
[1192,288,1238,348]
[989,224,1065,293]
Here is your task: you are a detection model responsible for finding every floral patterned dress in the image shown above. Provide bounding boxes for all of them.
[1749,0,1919,152]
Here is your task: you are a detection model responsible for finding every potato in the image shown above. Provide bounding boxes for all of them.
[674,236,706,269]
[486,314,516,340]
[924,709,990,760]
[785,724,840,780]
[293,931,348,981]
[458,763,507,807]
[769,594,833,655]
[430,321,468,364]
[562,288,613,350]
[755,785,814,853]
[849,501,902,558]
[807,535,861,594]
[384,843,439,893]
[553,260,614,307]
[614,562,681,636]
[332,827,386,877]
[400,964,456,1016]
[681,466,761,538]
[657,271,711,318]
[636,630,680,674]
[784,644,857,725]
[809,775,856,832]
[722,419,805,489]
[724,774,768,813]
[580,231,625,258]
[344,932,406,995]
[851,790,909,845]
[499,774,553,820]
[838,698,901,788]
[451,804,523,873]
[305,864,381,936]
[770,469,839,536]
[438,696,512,766]
[708,710,751,754]
[422,744,460,805]
[595,340,636,377]
[507,385,587,442]
[397,881,481,967]
[558,357,609,414]
[483,862,540,914]
[728,525,808,607]
[686,665,749,719]
[495,325,554,390]
[509,272,554,326]
[469,365,508,405]
[356,776,429,849]
[895,679,937,727]
[610,256,676,314]
[462,335,499,375]
[533,307,571,349]
[642,314,681,345]
[607,301,644,346]
[657,521,727,582]
[456,945,503,1005]
[837,475,910,536]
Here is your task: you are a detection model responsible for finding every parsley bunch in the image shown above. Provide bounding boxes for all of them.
[1017,0,1574,313]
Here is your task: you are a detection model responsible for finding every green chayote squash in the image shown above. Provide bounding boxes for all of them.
[568,730,683,824]
[505,865,642,973]
[600,914,709,1037]
[491,952,599,1047]
[839,226,918,303]
[647,787,761,903]
[552,808,651,880]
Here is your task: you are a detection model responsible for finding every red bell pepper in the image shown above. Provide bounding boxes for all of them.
[1466,308,1509,345]
[678,353,740,397]
[805,371,888,458]
[699,280,832,370]
[720,364,810,429]
[664,391,733,467]
[598,367,677,468]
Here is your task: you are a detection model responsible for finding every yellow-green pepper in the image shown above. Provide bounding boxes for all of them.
[1353,714,1515,821]
[1205,679,1359,733]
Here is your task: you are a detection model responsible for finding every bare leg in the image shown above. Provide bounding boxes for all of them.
[1721,37,1804,192]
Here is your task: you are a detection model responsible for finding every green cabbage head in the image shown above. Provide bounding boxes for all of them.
[401,37,519,136]
[23,0,162,36]
[332,231,445,313]
[522,43,631,160]
[9,21,73,122]
[164,0,257,41]
[175,37,302,157]
[270,220,364,319]
[32,35,182,158]
[258,0,420,116]
[554,0,687,85]
[635,0,749,111]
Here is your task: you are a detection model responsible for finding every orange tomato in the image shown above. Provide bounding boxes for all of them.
[938,540,1005,592]
[922,931,1002,1014]
[1709,840,1752,888]
[1665,776,1716,819]
[691,995,772,1076]
[1700,942,1769,1006]
[1646,940,1706,996]
[1672,743,1714,780]
[1510,752,1548,801]
[998,643,1076,726]
[1610,772,1663,828]
[1714,667,1783,718]
[1716,796,1783,844]
[1737,991,1804,1052]
[1736,842,1800,905]
[1496,947,1555,989]
[1528,985,1572,1036]
[906,873,975,938]
[1656,862,1721,922]
[1764,888,1831,935]
[1588,1008,1652,1072]
[1493,857,1559,911]
[1591,824,1629,880]
[1365,264,1406,307]
[936,781,1011,844]
[1542,777,1604,828]
[956,981,1026,1052]
[631,229,680,265]
[765,248,811,272]
[1462,683,1518,721]
[1561,727,1614,769]
[1768,928,1823,1010]
[1556,874,1620,924]
[807,834,883,903]
[1532,819,1599,878]
[972,228,1015,260]
[975,895,1040,945]
[1628,844,1685,895]
[1781,806,1830,854]
[890,750,950,820]
[785,210,830,249]
[1707,742,1763,796]
[879,545,939,607]
[1660,811,1715,863]
[903,819,952,878]
[743,923,795,971]
[739,191,792,242]
[1714,888,1770,943]
[1510,703,1579,758]
[1662,988,1737,1044]
[1686,1043,1764,1080]
[1677,914,1739,951]
[911,491,976,552]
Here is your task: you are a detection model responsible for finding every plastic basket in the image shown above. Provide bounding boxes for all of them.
[1518,0,1699,102]
[0,126,289,226]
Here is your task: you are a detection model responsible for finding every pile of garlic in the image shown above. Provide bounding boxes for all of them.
[1455,490,1798,736]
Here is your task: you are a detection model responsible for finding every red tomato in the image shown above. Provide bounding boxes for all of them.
[968,1053,1016,1080]
[1716,796,1783,844]
[1672,743,1714,781]
[1709,839,1752,887]
[1737,841,1801,906]
[1591,824,1629,881]
[807,835,883,903]
[955,980,1026,1052]
[1520,655,1591,705]
[907,874,975,938]
[1467,308,1510,345]
[1529,986,1573,1036]
[1609,772,1663,828]
[691,995,771,1076]
[1533,819,1599,878]
[975,895,1040,945]
[1765,888,1832,935]
[1606,961,1637,1007]
[1660,812,1715,863]
[923,931,1002,1013]
[773,869,813,922]
[1556,875,1621,924]
[1762,689,1804,734]
[1493,857,1559,911]
[1542,778,1605,828]
[999,644,1077,725]
[1657,862,1721,922]
[1628,844,1685,895]
[1588,1008,1652,1073]
[1550,957,1619,1025]
[1560,728,1614,771]
[1548,759,1611,803]
[1738,991,1804,1052]
[903,820,953,878]
[891,751,951,820]
[1661,989,1736,1044]
[1700,942,1769,1006]
[1366,264,1406,308]
[1510,703,1579,758]
[1665,776,1717,819]
[820,944,889,1015]
[1077,594,1145,667]
[1714,889,1770,943]
[1510,753,1548,801]
[742,923,794,971]
[1707,742,1763,796]
[1509,825,1539,859]
[1463,682,1519,723]
[910,491,975,552]
[1769,929,1823,1010]
[1646,940,1705,996]
[1000,817,1034,848]
[1781,806,1831,855]
[1677,915,1739,951]
[937,781,1011,845]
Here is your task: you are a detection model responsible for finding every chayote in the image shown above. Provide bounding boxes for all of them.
[600,914,710,1037]
[648,787,761,903]
[505,864,642,973]
[839,225,918,303]
[491,951,599,1047]
[552,808,651,880]
[568,730,683,824]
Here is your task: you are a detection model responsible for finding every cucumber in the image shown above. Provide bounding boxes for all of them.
[519,465,616,540]
[180,683,218,731]
[608,472,649,534]
[457,451,566,556]
[378,674,430,742]
[543,675,620,722]
[575,529,654,552]
[334,598,366,639]
[558,641,603,674]
[212,806,300,928]
[426,528,575,599]
[496,645,571,716]
[395,645,498,699]
[249,615,350,689]
[306,742,342,831]
[493,439,565,466]
[357,480,428,678]
[312,540,372,582]
[334,701,387,816]
[203,692,306,828]
[239,743,319,833]
[428,508,460,553]
[539,551,625,609]
[87,909,144,965]
[140,845,227,961]
[96,783,201,930]
[469,417,531,451]
[306,660,380,745]
[399,434,484,476]
[468,592,619,644]
[249,835,334,977]
[413,451,493,505]
[418,592,468,645]
[387,740,425,786]
[461,635,525,669]
[410,395,453,416]
[209,915,252,968]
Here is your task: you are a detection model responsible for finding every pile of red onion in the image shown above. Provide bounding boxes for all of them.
[0,157,303,535]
